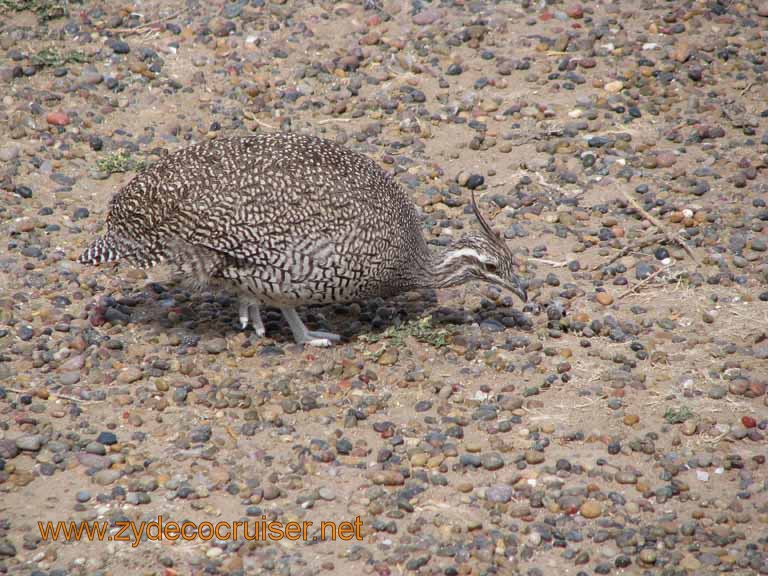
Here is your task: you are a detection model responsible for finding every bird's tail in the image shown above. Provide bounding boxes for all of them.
[79,234,122,265]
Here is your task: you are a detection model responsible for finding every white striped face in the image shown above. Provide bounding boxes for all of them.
[436,235,527,302]
[442,246,499,272]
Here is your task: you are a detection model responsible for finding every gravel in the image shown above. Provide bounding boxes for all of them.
[1,1,766,574]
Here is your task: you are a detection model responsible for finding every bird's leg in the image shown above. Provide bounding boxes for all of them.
[239,296,265,337]
[279,307,341,347]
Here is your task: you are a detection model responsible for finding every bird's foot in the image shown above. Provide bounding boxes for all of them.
[280,307,341,347]
[300,330,342,347]
[239,298,265,337]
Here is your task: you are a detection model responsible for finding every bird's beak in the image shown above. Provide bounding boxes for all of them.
[504,277,528,303]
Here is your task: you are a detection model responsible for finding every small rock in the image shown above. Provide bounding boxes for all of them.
[59,371,81,385]
[15,185,33,199]
[708,385,727,399]
[0,144,20,162]
[204,338,228,354]
[117,367,142,384]
[580,501,602,518]
[480,452,504,470]
[596,292,614,306]
[370,470,405,485]
[565,5,584,18]
[16,435,42,451]
[615,470,637,484]
[378,348,399,365]
[639,549,657,564]
[486,484,513,503]
[109,39,131,54]
[46,112,70,126]
[524,451,545,465]
[96,431,117,445]
[0,539,16,558]
[85,441,106,455]
[94,469,121,486]
[209,17,236,37]
[465,174,484,190]
[412,8,441,25]
[446,63,463,76]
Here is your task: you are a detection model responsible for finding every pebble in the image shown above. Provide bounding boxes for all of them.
[0,144,20,162]
[46,112,70,126]
[580,501,602,518]
[96,431,118,445]
[480,453,505,470]
[108,39,131,54]
[596,292,614,306]
[412,8,441,25]
[15,435,42,451]
[639,549,657,564]
[94,469,121,486]
[465,174,484,189]
[117,367,142,384]
[85,441,107,455]
[59,371,81,385]
[524,451,545,464]
[204,338,228,354]
[486,484,513,503]
[615,470,637,484]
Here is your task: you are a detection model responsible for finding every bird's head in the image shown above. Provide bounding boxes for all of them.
[437,193,528,303]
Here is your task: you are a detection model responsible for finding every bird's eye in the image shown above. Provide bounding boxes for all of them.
[484,263,498,273]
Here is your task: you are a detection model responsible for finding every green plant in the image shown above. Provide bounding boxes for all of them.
[96,152,146,175]
[31,47,89,68]
[359,316,452,348]
[0,0,76,22]
[664,406,694,424]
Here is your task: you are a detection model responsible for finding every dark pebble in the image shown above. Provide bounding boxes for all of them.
[109,39,131,54]
[465,175,484,190]
[18,326,34,341]
[96,431,117,445]
[15,186,33,199]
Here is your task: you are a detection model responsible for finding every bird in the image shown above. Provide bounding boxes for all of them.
[79,132,528,346]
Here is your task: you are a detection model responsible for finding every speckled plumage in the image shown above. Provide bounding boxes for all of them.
[80,132,527,346]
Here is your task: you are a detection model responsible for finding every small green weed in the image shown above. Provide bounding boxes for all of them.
[31,47,89,68]
[360,316,452,348]
[664,406,694,424]
[0,0,74,22]
[96,152,146,175]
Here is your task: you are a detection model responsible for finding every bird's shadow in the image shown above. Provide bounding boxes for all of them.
[100,281,476,346]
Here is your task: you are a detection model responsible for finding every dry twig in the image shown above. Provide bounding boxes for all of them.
[618,265,668,299]
[252,119,276,130]
[621,191,699,265]
[317,118,353,124]
[528,258,570,268]
[103,10,185,35]
[593,232,667,270]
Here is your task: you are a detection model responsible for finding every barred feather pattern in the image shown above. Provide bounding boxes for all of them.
[79,132,432,306]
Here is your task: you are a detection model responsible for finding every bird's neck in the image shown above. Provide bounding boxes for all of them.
[411,246,473,290]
